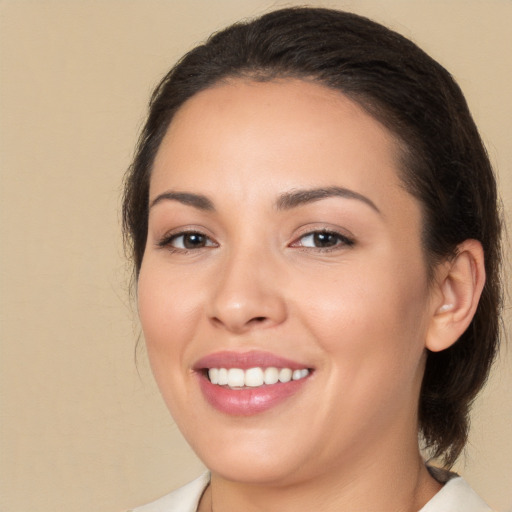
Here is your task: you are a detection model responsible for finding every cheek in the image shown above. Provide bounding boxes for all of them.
[136,261,210,430]
[137,259,204,383]
[295,256,430,388]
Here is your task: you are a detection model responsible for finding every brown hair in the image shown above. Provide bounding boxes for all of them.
[123,7,502,466]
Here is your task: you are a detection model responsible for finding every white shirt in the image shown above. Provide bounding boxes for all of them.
[131,472,493,512]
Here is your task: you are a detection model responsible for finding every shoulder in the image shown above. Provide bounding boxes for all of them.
[420,475,493,512]
[129,473,210,512]
[128,470,493,512]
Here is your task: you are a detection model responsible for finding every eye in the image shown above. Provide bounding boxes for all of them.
[158,231,216,251]
[293,230,354,250]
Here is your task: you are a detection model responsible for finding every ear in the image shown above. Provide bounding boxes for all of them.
[426,239,486,352]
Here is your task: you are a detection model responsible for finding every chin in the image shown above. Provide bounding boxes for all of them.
[184,423,320,486]
[206,454,307,486]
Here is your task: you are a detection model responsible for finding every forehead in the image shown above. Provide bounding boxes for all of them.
[151,78,411,213]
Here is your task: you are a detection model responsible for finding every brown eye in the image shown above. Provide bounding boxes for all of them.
[312,232,339,247]
[180,233,208,249]
[161,232,216,250]
[296,231,354,249]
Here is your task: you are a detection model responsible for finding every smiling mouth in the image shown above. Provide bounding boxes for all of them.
[206,367,311,389]
[195,352,314,414]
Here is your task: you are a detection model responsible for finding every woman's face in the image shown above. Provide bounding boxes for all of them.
[138,79,437,485]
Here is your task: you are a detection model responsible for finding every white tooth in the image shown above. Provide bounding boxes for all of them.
[300,369,309,378]
[218,368,228,385]
[245,367,264,387]
[227,368,245,388]
[264,367,279,385]
[278,368,292,383]
[208,368,219,384]
[292,369,303,380]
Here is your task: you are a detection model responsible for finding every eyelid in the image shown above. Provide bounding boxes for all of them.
[289,226,355,250]
[154,224,354,253]
[156,226,218,251]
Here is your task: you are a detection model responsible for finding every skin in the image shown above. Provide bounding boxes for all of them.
[138,79,451,511]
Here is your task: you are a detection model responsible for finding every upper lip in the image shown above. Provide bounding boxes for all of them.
[193,350,311,371]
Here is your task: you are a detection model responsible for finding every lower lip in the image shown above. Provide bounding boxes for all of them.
[198,373,310,416]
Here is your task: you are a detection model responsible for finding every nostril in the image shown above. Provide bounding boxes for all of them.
[210,314,270,332]
[245,316,269,327]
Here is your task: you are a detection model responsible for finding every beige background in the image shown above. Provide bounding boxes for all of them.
[0,1,511,511]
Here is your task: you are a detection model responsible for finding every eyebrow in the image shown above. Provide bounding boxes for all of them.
[276,186,380,213]
[150,191,215,211]
[149,186,380,214]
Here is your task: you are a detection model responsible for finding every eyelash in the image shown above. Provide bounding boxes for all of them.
[291,229,355,251]
[157,230,217,253]
[157,229,355,253]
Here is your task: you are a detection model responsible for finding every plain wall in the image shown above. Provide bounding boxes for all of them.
[1,1,511,511]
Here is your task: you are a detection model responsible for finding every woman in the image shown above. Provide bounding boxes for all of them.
[123,7,502,512]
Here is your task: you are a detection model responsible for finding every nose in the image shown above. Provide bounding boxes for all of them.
[207,247,287,334]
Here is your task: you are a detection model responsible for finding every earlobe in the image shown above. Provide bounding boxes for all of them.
[426,239,486,352]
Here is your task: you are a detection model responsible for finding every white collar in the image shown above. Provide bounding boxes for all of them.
[132,471,493,512]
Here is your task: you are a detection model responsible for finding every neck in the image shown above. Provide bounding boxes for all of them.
[199,435,441,512]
